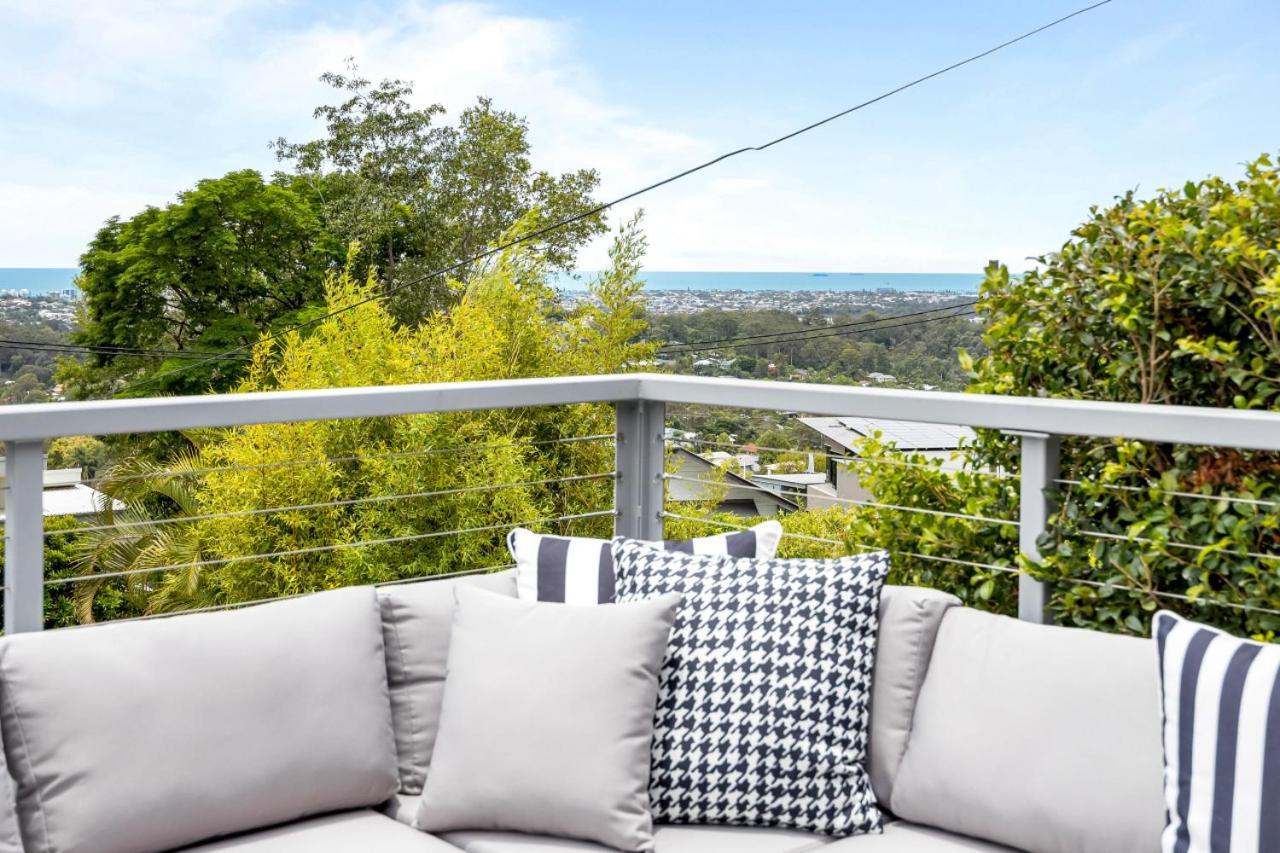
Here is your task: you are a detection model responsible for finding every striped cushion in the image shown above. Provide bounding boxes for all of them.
[1154,610,1280,853]
[507,521,783,605]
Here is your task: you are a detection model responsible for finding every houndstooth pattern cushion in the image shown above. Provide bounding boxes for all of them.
[611,538,889,837]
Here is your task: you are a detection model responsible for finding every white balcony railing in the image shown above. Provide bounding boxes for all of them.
[4,373,1280,634]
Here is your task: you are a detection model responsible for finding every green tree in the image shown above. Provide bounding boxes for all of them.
[72,216,653,619]
[272,66,606,321]
[966,153,1280,637]
[46,436,110,478]
[828,153,1280,637]
[70,170,339,396]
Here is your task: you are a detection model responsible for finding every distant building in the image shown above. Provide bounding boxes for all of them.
[799,416,976,508]
[702,450,759,475]
[667,447,798,518]
[751,471,829,505]
[0,466,124,522]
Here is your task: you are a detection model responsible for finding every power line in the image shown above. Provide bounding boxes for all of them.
[657,300,979,352]
[658,307,978,356]
[0,339,250,362]
[121,0,1112,395]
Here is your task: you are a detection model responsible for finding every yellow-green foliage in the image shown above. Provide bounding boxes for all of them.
[78,216,654,616]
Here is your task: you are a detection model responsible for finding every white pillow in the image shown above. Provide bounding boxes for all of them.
[1153,610,1280,853]
[507,520,783,604]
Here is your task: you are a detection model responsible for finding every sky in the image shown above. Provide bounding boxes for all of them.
[1,0,1277,273]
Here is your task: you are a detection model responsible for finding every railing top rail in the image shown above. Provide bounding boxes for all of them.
[1,372,1278,451]
[0,375,644,442]
[634,374,1280,451]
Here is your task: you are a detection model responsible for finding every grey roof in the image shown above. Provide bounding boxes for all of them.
[799,416,976,452]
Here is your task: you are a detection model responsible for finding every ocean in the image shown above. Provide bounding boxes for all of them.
[0,268,984,295]
[559,271,982,292]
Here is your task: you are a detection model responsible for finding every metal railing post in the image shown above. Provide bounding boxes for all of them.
[4,440,45,633]
[614,400,665,541]
[1016,431,1060,625]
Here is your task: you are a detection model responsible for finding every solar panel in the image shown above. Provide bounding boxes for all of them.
[836,417,974,450]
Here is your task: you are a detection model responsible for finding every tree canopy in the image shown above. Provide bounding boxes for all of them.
[72,216,652,618]
[70,170,337,395]
[271,66,606,321]
[65,64,606,398]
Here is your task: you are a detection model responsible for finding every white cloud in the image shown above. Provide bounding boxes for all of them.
[0,0,1158,273]
[0,0,711,267]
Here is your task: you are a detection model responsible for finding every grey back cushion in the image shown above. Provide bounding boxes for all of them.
[377,570,517,794]
[0,586,398,853]
[868,584,960,809]
[890,607,1165,853]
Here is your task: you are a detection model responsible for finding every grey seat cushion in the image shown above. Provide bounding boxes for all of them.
[184,810,459,851]
[868,584,960,808]
[0,587,399,853]
[889,608,1165,853]
[824,821,1018,851]
[378,571,517,794]
[443,824,831,852]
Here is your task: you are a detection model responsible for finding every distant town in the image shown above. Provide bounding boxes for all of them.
[0,290,79,329]
[563,286,977,316]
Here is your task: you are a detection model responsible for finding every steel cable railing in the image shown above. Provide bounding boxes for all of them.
[60,472,617,536]
[674,437,1018,479]
[81,434,615,487]
[45,510,614,587]
[659,511,1020,577]
[1054,477,1280,509]
[1059,575,1280,618]
[663,472,1019,527]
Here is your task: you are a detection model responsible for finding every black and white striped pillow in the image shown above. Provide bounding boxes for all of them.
[1154,611,1280,853]
[507,521,783,605]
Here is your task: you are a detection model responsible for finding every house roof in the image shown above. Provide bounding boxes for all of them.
[0,465,124,521]
[753,472,829,487]
[799,416,975,452]
[668,447,799,513]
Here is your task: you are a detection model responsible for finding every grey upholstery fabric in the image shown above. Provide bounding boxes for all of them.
[868,584,959,808]
[378,570,517,794]
[0,587,398,853]
[417,587,680,852]
[824,821,1017,851]
[185,810,459,851]
[379,793,420,828]
[0,715,22,853]
[444,824,831,852]
[890,608,1165,853]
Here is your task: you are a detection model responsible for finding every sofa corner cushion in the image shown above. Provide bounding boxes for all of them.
[377,570,517,794]
[186,810,460,851]
[868,584,960,808]
[889,607,1165,853]
[0,586,399,853]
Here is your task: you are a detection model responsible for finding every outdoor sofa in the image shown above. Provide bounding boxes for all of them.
[0,569,1163,853]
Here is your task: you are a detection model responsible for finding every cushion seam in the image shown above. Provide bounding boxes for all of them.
[369,593,400,800]
[0,665,52,853]
[385,595,424,792]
